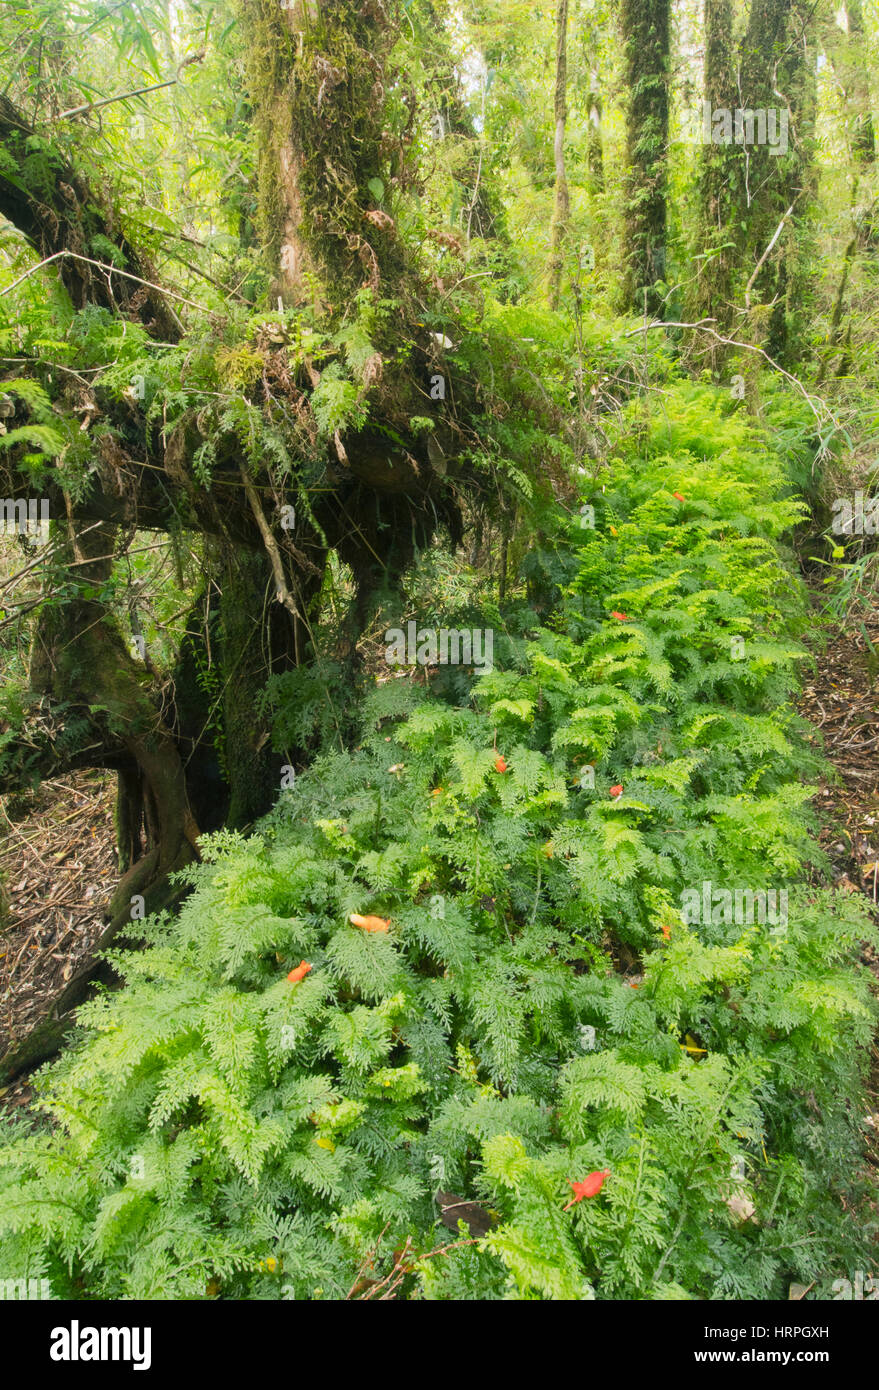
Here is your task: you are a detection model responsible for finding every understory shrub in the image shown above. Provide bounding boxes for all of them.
[0,381,876,1300]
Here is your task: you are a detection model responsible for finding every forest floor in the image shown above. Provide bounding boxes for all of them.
[798,598,879,1196]
[0,769,117,1113]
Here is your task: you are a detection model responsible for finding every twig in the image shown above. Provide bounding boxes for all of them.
[238,464,303,649]
[745,199,799,310]
[0,804,51,870]
[0,250,209,316]
[53,51,205,121]
[348,1234,480,1301]
[161,250,248,305]
[54,78,179,122]
[622,319,831,426]
[791,1281,816,1301]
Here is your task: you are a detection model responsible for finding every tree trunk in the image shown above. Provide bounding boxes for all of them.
[586,75,605,197]
[690,0,739,352]
[0,0,494,1084]
[620,0,671,317]
[547,0,570,310]
[844,0,875,167]
[738,0,818,367]
[1,518,200,1080]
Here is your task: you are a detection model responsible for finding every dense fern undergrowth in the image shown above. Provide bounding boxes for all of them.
[1,379,876,1301]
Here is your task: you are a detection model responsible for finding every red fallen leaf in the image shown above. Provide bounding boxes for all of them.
[609,784,623,798]
[610,610,629,621]
[563,1169,611,1209]
[494,755,509,774]
[629,981,639,989]
[673,491,685,502]
[349,913,390,933]
[287,960,312,983]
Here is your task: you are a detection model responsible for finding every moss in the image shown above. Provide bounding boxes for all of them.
[619,0,671,317]
[236,0,405,303]
[215,343,266,390]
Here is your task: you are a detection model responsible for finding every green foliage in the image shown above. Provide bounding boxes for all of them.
[0,379,875,1301]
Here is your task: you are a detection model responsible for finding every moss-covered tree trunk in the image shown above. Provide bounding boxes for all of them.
[220,541,326,830]
[738,0,818,367]
[845,0,876,168]
[690,0,739,352]
[547,0,570,310]
[586,73,605,197]
[0,0,474,1083]
[619,0,671,317]
[816,0,876,380]
[1,520,200,1080]
[238,0,404,304]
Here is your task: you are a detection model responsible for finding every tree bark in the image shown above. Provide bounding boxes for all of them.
[738,0,818,366]
[0,95,181,339]
[620,0,671,317]
[586,75,605,197]
[843,0,875,167]
[547,0,570,310]
[690,0,739,353]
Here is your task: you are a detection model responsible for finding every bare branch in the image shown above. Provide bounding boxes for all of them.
[622,319,833,427]
[239,463,303,633]
[745,198,800,310]
[0,249,208,317]
[54,78,179,122]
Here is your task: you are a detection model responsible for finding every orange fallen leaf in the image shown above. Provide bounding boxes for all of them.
[349,913,390,933]
[287,960,312,983]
